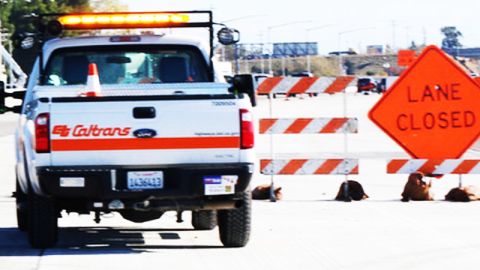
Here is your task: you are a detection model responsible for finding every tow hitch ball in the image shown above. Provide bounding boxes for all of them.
[176,210,183,223]
[94,211,101,224]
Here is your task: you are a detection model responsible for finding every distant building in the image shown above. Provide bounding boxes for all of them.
[367,45,383,55]
[272,42,318,57]
[443,48,480,59]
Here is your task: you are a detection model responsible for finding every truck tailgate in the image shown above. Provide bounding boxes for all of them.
[48,96,241,166]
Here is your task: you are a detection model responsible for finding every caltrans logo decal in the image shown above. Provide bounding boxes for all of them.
[52,125,131,137]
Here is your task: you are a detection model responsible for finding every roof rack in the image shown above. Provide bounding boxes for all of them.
[40,11,216,57]
[15,11,240,81]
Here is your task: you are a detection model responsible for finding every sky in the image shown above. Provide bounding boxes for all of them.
[120,0,480,54]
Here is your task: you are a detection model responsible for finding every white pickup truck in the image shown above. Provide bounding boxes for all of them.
[6,11,256,248]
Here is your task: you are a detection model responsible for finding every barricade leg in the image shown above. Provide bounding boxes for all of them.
[268,93,277,203]
[342,176,352,202]
[342,82,351,202]
[269,183,277,202]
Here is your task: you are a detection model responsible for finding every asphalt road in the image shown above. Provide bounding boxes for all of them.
[0,113,18,137]
[1,95,480,270]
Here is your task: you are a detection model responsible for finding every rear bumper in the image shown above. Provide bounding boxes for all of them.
[36,163,253,209]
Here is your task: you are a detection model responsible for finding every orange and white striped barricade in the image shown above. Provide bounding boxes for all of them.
[387,159,480,175]
[259,117,358,134]
[260,117,359,201]
[261,159,359,175]
[257,76,356,96]
[259,84,357,201]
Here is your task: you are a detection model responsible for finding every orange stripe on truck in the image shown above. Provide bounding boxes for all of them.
[51,137,240,151]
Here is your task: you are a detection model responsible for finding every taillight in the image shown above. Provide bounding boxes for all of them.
[35,113,50,153]
[240,109,254,149]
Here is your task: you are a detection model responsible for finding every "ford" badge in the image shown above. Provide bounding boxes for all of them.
[133,128,157,138]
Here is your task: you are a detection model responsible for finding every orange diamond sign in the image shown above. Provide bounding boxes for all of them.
[369,45,480,158]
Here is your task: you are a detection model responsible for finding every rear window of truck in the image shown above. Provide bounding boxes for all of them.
[43,45,210,86]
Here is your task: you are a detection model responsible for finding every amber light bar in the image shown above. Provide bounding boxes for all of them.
[57,13,190,29]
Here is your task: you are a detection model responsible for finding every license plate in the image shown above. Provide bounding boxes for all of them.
[127,171,164,190]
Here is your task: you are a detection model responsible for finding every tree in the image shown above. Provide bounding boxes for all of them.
[2,0,100,38]
[441,26,462,49]
[408,41,417,51]
[1,1,14,37]
[4,0,91,73]
[57,0,89,8]
[1,0,126,42]
[2,0,126,74]
[90,0,128,12]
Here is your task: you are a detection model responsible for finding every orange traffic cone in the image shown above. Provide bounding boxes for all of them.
[82,63,101,97]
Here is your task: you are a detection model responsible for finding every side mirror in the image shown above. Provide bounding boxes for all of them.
[0,82,26,114]
[217,27,240,45]
[224,75,233,84]
[231,74,256,107]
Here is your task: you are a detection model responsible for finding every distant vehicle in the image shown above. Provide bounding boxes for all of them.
[357,77,387,94]
[376,78,387,93]
[328,51,357,56]
[357,77,377,93]
[290,71,313,77]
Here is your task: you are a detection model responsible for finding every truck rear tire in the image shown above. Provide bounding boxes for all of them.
[217,192,251,247]
[28,193,58,249]
[191,210,217,230]
[16,180,28,231]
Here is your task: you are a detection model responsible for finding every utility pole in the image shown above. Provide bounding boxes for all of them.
[267,20,312,75]
[422,27,427,45]
[338,27,376,75]
[405,26,410,48]
[392,20,397,52]
[222,14,266,75]
[305,24,333,73]
[234,44,239,74]
[258,32,265,74]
